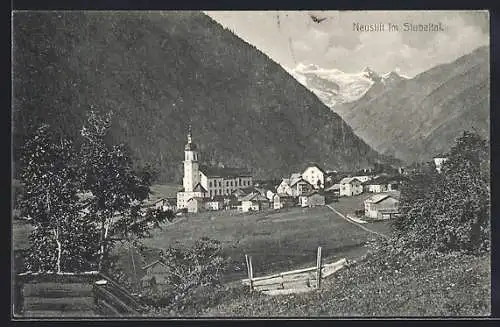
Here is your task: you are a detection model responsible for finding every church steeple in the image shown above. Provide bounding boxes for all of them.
[187,124,192,144]
[183,124,200,192]
[184,124,197,151]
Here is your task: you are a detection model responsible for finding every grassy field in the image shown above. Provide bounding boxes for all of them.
[191,252,490,317]
[133,195,392,282]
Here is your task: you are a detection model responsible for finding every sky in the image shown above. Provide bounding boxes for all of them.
[205,11,489,77]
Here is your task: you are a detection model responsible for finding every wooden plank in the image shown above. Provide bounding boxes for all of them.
[254,283,283,292]
[316,246,322,289]
[241,258,347,286]
[23,296,95,312]
[93,285,139,315]
[243,266,318,283]
[21,310,99,317]
[23,282,93,298]
[282,279,310,290]
[251,273,314,287]
[262,287,314,296]
[97,299,122,317]
[321,258,347,278]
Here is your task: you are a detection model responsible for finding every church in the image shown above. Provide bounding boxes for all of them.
[176,127,253,212]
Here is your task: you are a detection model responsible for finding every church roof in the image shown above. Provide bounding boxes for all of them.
[200,165,252,178]
[193,183,207,193]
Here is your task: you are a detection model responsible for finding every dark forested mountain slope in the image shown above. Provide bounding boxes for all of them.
[13,11,393,182]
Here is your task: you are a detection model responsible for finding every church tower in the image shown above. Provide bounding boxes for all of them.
[183,125,200,192]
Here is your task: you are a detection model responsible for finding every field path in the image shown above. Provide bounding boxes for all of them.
[326,205,388,239]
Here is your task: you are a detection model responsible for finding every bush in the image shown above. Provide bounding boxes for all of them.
[390,131,490,255]
[139,237,231,312]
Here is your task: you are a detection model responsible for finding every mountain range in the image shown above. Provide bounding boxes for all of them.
[286,64,408,108]
[290,46,489,163]
[12,11,396,183]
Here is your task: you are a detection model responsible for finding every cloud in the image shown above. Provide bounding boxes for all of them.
[205,11,489,76]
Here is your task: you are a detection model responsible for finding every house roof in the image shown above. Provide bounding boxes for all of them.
[306,191,325,197]
[200,165,252,178]
[365,194,399,204]
[241,192,268,202]
[340,177,361,185]
[142,259,166,271]
[325,184,341,191]
[279,178,291,186]
[193,183,207,193]
[304,163,326,174]
[187,196,206,203]
[289,173,302,185]
[365,175,406,185]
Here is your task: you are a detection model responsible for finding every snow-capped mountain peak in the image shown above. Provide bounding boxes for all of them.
[361,67,381,82]
[287,63,409,110]
[381,71,408,85]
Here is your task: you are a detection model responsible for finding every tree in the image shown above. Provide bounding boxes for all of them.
[18,109,174,274]
[392,131,490,254]
[18,124,100,272]
[77,108,173,272]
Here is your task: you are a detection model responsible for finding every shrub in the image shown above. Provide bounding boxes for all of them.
[390,131,490,255]
[139,237,231,312]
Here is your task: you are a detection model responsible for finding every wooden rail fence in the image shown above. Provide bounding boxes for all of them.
[13,271,145,317]
[242,247,348,295]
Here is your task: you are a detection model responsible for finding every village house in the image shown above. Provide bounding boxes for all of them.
[273,193,296,210]
[351,175,372,183]
[276,178,293,196]
[140,259,169,289]
[186,197,205,213]
[301,164,325,189]
[299,191,326,207]
[153,197,177,212]
[266,189,276,202]
[324,183,341,196]
[339,177,363,197]
[204,196,225,211]
[364,194,399,220]
[363,178,388,193]
[177,126,253,210]
[433,156,448,173]
[364,175,405,193]
[240,192,270,212]
[289,175,314,197]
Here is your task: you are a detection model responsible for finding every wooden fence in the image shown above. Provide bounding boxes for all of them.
[242,247,348,295]
[13,271,145,318]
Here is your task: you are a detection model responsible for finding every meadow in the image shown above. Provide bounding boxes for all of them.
[131,195,392,283]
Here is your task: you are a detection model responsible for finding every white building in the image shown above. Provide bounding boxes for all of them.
[240,192,270,212]
[339,177,363,197]
[302,164,325,189]
[276,178,292,196]
[433,157,448,173]
[364,194,399,219]
[177,127,253,210]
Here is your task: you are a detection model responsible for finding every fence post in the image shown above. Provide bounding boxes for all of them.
[316,246,322,289]
[249,256,254,292]
[245,254,253,291]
